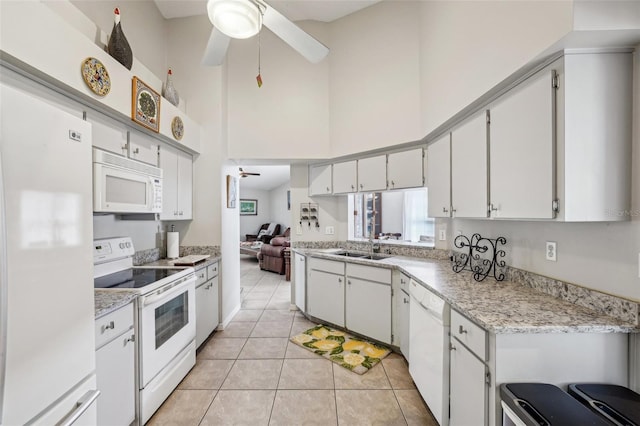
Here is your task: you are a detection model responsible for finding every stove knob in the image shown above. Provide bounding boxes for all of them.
[126,242,131,248]
[119,243,125,249]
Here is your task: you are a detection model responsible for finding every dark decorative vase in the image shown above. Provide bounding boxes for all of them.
[107,7,133,70]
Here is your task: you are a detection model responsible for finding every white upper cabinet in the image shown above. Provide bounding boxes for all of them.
[309,164,332,196]
[489,67,555,219]
[86,111,128,157]
[451,111,488,218]
[160,144,193,220]
[426,134,451,218]
[128,130,160,167]
[387,148,424,190]
[332,160,358,194]
[357,155,387,192]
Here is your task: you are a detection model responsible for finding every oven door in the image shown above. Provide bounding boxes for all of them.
[93,163,162,213]
[138,275,196,387]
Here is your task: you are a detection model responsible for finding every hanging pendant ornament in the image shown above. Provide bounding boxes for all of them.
[163,68,180,106]
[256,30,263,88]
[107,7,133,70]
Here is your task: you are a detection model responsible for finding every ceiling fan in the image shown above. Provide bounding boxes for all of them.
[202,0,330,66]
[239,167,261,178]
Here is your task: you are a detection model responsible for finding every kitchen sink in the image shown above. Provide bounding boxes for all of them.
[333,251,389,261]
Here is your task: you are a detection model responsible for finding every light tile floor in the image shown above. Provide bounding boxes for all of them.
[148,257,438,425]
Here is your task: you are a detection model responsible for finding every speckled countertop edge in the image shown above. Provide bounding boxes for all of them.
[95,290,138,319]
[294,249,639,334]
[141,255,221,269]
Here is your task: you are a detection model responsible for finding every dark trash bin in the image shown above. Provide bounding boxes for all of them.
[568,383,640,426]
[500,383,611,426]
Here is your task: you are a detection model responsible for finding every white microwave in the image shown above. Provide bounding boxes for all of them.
[93,148,163,213]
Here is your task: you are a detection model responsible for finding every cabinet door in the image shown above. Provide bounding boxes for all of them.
[426,134,451,217]
[196,277,219,348]
[332,160,357,193]
[128,130,159,166]
[96,332,135,426]
[398,290,410,358]
[159,145,178,220]
[307,270,344,327]
[387,148,424,190]
[452,112,488,218]
[86,111,128,157]
[490,69,555,219]
[346,278,391,344]
[357,155,387,192]
[309,164,332,195]
[449,338,487,426]
[294,254,306,312]
[177,149,193,219]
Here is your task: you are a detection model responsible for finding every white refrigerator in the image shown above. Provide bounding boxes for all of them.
[0,78,98,424]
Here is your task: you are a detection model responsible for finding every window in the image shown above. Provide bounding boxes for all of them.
[348,188,434,244]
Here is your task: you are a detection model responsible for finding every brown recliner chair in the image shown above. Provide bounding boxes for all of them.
[246,223,281,243]
[257,228,290,275]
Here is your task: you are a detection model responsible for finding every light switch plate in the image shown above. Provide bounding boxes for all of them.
[546,241,557,262]
[296,225,302,235]
[438,229,446,241]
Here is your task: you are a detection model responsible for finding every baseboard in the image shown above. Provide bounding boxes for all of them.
[218,303,241,330]
[289,303,299,312]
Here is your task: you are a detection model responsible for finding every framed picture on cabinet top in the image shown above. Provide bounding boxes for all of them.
[132,76,160,132]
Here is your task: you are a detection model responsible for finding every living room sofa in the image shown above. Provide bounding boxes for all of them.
[257,228,290,276]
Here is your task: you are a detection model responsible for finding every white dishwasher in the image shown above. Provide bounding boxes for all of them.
[409,279,450,426]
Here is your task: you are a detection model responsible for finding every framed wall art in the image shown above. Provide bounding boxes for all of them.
[132,76,160,132]
[226,175,238,208]
[240,199,258,215]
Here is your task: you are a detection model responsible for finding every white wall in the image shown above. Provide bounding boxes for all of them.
[269,182,291,232]
[93,215,161,251]
[419,1,573,136]
[70,0,168,79]
[238,188,271,240]
[289,164,347,243]
[329,1,422,156]
[226,21,331,160]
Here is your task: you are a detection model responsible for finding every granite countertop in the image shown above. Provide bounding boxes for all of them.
[95,290,138,319]
[297,249,638,334]
[141,255,221,269]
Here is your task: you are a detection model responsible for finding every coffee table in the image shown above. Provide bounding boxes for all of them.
[240,242,261,257]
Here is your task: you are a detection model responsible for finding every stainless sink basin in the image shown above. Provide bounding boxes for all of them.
[333,251,389,261]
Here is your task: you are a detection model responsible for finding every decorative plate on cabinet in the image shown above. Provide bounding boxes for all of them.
[171,116,184,141]
[80,57,111,96]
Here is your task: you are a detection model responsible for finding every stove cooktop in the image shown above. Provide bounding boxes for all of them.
[94,268,185,290]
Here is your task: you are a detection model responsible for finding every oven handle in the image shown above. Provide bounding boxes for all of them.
[141,274,195,307]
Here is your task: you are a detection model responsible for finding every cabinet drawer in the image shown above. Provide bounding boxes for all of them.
[309,257,344,275]
[346,263,391,284]
[451,309,487,360]
[195,266,208,287]
[207,262,219,279]
[95,303,134,349]
[398,272,410,292]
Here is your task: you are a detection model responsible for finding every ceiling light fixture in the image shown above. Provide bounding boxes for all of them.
[207,0,263,39]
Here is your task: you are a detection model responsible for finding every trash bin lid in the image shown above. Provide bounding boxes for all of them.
[501,383,611,426]
[568,384,640,426]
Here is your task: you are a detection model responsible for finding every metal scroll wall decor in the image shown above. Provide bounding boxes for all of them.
[452,233,507,282]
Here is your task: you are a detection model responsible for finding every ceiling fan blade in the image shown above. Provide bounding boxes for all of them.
[245,172,261,176]
[262,5,329,64]
[201,27,231,66]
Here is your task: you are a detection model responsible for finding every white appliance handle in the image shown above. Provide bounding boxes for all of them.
[0,149,7,420]
[58,389,100,426]
[142,275,194,307]
[410,292,444,324]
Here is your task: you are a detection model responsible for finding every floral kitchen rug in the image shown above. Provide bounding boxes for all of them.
[290,325,391,375]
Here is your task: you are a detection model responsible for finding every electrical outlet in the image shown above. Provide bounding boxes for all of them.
[546,241,557,262]
[325,226,334,235]
[296,225,302,235]
[439,229,446,241]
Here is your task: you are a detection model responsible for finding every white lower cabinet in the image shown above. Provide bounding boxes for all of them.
[449,338,487,426]
[195,262,220,348]
[307,268,345,327]
[95,303,135,426]
[397,289,410,358]
[346,277,391,344]
[294,253,306,312]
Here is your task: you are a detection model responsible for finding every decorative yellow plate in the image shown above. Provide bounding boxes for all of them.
[81,57,111,96]
[171,116,184,141]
